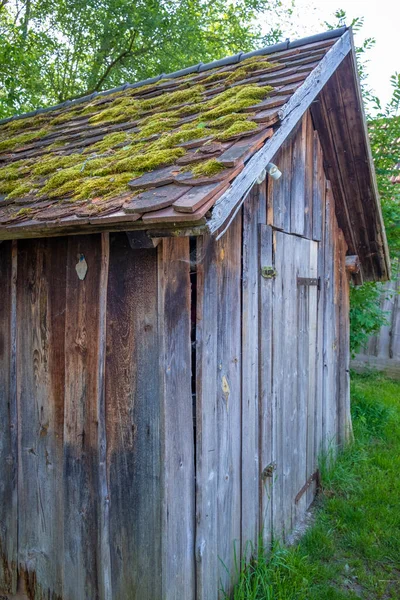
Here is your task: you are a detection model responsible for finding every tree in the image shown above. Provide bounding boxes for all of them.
[0,0,284,118]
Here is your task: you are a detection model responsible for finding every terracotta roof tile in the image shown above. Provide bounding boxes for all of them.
[0,31,342,235]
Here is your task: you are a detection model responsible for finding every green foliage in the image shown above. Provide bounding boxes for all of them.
[349,282,390,356]
[226,373,400,599]
[0,0,287,119]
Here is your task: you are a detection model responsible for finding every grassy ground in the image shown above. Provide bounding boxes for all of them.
[225,372,400,599]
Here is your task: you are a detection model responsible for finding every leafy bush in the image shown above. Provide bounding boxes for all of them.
[349,282,389,356]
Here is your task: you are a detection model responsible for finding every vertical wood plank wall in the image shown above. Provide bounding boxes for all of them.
[0,233,192,600]
[196,109,351,597]
[0,108,351,600]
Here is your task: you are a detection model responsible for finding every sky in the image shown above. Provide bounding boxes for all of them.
[266,0,400,109]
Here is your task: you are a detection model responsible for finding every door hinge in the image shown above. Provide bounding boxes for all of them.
[261,266,277,279]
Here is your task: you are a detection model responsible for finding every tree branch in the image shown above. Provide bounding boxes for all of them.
[91,30,138,93]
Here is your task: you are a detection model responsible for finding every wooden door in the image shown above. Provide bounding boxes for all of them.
[260,228,319,543]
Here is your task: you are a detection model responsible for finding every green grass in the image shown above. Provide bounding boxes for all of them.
[225,372,400,599]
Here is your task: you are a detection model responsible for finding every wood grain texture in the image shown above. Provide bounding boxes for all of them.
[106,234,161,600]
[215,212,242,594]
[259,222,274,548]
[290,116,307,236]
[304,112,314,239]
[17,238,67,600]
[159,237,195,600]
[0,241,18,595]
[195,234,219,600]
[337,232,352,445]
[306,241,318,507]
[322,183,339,453]
[241,187,261,559]
[268,140,292,231]
[63,235,103,600]
[312,131,323,242]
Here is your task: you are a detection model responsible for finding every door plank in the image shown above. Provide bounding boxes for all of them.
[159,238,195,600]
[106,234,161,600]
[63,235,103,600]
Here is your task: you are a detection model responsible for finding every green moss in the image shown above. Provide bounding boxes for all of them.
[135,116,180,138]
[216,119,258,141]
[91,132,133,152]
[15,207,33,217]
[191,159,225,178]
[208,112,255,129]
[0,128,49,152]
[154,126,213,150]
[5,181,36,200]
[103,147,186,175]
[235,85,273,100]
[89,98,140,125]
[49,110,84,125]
[201,84,273,119]
[0,180,18,194]
[140,85,204,110]
[47,179,83,198]
[73,172,134,201]
[225,60,275,84]
[0,160,31,181]
[33,153,83,176]
[199,70,228,85]
[42,166,83,193]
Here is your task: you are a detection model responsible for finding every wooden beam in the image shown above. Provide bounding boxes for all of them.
[208,31,352,237]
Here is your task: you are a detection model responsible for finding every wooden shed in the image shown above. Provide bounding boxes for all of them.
[0,26,390,600]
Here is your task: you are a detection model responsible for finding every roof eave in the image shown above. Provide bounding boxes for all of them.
[207,29,353,239]
[208,28,391,283]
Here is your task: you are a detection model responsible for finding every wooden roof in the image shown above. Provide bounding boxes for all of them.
[0,27,390,281]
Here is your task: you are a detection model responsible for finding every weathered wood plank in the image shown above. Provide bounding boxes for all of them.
[268,141,292,232]
[259,221,274,548]
[17,238,67,600]
[106,234,161,600]
[63,235,103,600]
[312,131,323,242]
[241,187,260,559]
[195,234,219,600]
[215,212,242,593]
[306,240,318,507]
[295,243,309,521]
[304,112,314,239]
[271,230,283,540]
[341,35,390,280]
[273,231,297,538]
[159,238,195,600]
[322,72,374,279]
[337,232,352,445]
[290,116,306,236]
[315,176,326,460]
[322,183,338,453]
[0,241,18,595]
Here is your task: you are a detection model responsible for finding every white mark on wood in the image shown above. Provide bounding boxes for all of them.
[75,254,88,280]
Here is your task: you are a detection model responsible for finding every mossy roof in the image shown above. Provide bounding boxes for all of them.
[0,33,339,237]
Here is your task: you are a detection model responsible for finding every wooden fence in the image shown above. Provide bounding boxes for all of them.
[352,270,400,378]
